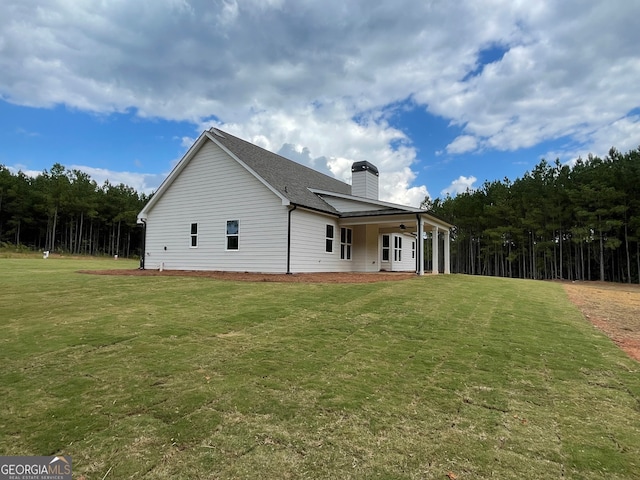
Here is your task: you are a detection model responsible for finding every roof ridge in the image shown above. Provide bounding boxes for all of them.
[211,127,350,186]
[207,128,352,213]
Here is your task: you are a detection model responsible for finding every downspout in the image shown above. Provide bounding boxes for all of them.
[415,232,419,275]
[139,219,147,270]
[416,214,422,275]
[286,205,297,274]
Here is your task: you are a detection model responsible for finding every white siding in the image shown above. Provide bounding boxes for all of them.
[144,141,289,272]
[352,170,379,200]
[391,233,417,272]
[289,209,354,273]
[351,224,380,272]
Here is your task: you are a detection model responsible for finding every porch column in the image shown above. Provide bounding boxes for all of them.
[417,217,424,275]
[432,226,439,274]
[444,229,451,274]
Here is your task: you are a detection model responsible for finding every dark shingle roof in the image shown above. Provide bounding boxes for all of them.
[210,128,351,213]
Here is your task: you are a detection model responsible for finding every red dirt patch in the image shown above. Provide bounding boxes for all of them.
[78,269,419,283]
[563,281,640,362]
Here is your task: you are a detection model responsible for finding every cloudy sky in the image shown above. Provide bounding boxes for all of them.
[1,0,639,206]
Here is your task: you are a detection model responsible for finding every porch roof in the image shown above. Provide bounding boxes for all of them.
[338,209,453,230]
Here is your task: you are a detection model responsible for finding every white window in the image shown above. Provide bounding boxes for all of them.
[190,223,198,248]
[394,236,402,261]
[340,227,352,260]
[226,220,239,250]
[382,234,390,261]
[325,225,334,253]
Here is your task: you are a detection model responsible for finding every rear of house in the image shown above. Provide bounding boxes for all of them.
[138,128,452,274]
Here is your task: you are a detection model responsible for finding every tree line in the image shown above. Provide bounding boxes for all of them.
[0,163,149,258]
[3,147,639,283]
[426,147,640,283]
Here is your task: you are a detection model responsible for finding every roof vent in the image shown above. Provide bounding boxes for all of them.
[209,128,225,138]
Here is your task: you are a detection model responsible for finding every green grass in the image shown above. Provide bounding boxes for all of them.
[1,258,639,479]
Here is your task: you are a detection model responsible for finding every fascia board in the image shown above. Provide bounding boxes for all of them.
[293,205,340,218]
[418,213,454,230]
[339,213,418,226]
[137,131,210,220]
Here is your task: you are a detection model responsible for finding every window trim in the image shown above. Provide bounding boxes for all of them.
[340,227,352,260]
[394,235,402,262]
[226,219,239,251]
[325,224,334,253]
[190,222,198,248]
[381,234,390,262]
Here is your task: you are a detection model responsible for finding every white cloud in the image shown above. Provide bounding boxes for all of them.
[544,114,640,167]
[179,136,196,149]
[1,0,639,201]
[7,163,165,194]
[203,102,429,205]
[6,164,42,178]
[588,115,640,157]
[441,175,478,197]
[68,166,166,194]
[446,135,478,154]
[433,2,640,159]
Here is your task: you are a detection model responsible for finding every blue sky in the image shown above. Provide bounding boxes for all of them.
[1,1,639,206]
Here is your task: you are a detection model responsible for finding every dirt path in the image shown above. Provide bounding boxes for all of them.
[79,269,418,283]
[563,281,640,362]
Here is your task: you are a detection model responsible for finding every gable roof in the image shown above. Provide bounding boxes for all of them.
[207,128,352,213]
[138,128,451,229]
[138,128,350,220]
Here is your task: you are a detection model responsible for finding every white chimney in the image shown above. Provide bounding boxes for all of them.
[351,161,379,200]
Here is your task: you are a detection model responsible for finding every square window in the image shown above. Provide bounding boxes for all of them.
[227,220,239,235]
[227,236,239,250]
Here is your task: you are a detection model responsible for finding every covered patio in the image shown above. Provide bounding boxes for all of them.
[338,210,453,275]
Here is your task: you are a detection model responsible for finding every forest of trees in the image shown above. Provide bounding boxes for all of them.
[0,163,149,258]
[2,146,639,284]
[426,147,640,283]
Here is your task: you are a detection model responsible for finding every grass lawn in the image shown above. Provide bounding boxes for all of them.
[1,257,639,479]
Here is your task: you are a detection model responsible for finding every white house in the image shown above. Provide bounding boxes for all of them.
[137,128,452,275]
